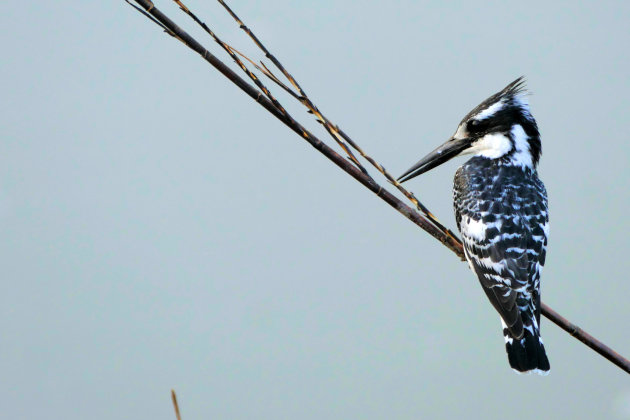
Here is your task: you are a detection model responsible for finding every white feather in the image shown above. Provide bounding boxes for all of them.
[462,133,512,159]
[542,221,550,237]
[513,93,535,122]
[509,124,534,168]
[460,217,487,241]
[500,318,513,344]
[512,367,550,376]
[476,99,506,120]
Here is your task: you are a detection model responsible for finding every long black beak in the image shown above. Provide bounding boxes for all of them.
[397,137,470,183]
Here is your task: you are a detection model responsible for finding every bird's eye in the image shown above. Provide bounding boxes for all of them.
[467,119,486,133]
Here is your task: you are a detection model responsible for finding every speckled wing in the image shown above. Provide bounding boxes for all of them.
[453,164,549,339]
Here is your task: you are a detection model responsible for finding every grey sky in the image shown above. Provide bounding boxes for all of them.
[2,1,629,419]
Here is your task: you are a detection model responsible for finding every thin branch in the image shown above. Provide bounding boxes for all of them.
[215,0,463,253]
[171,390,182,420]
[171,0,370,177]
[174,0,462,258]
[541,303,630,373]
[125,0,630,375]
[125,0,453,251]
[180,0,458,251]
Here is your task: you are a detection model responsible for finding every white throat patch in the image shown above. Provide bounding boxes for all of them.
[457,124,534,169]
[461,132,512,159]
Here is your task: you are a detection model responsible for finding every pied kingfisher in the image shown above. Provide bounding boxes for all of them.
[398,78,550,375]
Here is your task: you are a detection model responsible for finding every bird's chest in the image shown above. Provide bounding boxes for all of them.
[453,160,536,229]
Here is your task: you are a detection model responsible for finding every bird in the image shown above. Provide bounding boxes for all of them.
[397,77,550,375]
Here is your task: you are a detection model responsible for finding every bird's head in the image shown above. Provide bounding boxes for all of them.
[398,77,541,183]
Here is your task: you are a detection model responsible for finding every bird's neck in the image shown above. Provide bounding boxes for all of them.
[464,156,537,177]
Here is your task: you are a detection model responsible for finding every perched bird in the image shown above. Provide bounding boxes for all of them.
[398,77,550,375]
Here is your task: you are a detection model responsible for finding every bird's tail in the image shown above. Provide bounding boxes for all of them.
[501,318,550,375]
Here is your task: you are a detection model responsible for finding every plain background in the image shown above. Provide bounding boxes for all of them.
[2,1,629,419]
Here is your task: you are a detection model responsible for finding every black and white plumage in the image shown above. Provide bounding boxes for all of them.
[398,78,550,375]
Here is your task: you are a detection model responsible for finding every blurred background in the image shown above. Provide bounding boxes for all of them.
[2,1,629,419]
